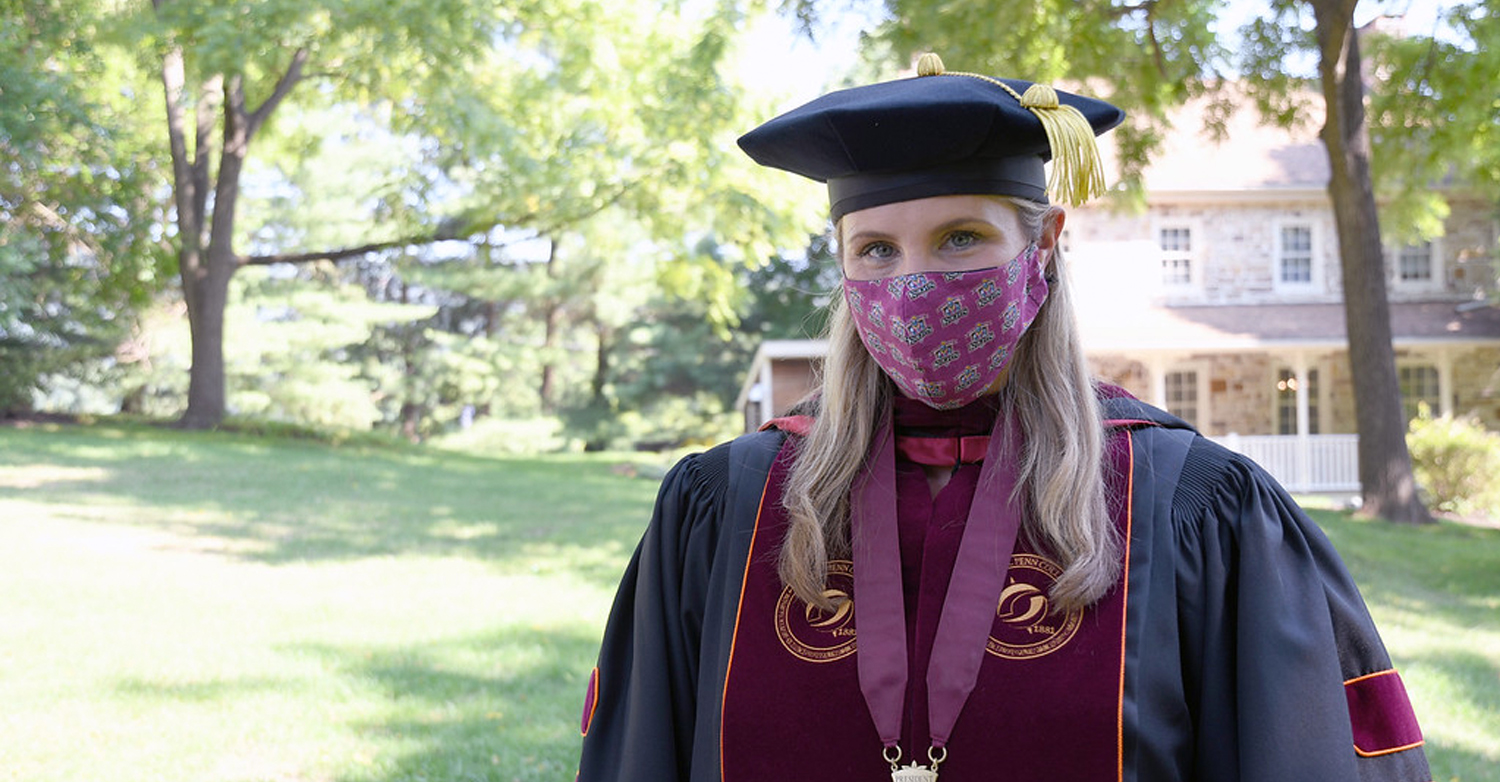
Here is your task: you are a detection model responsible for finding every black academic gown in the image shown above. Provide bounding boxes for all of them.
[575,397,1430,781]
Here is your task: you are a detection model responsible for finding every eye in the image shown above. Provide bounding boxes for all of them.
[856,241,898,261]
[942,230,982,250]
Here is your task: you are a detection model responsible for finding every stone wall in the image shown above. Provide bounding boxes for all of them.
[1089,356,1150,400]
[1434,196,1499,300]
[1204,353,1275,436]
[1069,195,1495,305]
[1452,345,1500,427]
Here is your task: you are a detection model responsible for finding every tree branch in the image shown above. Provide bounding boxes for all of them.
[239,181,636,268]
[528,182,635,237]
[158,44,198,251]
[246,48,309,141]
[1145,6,1170,81]
[26,200,101,255]
[241,240,418,267]
[191,74,221,244]
[238,212,488,267]
[1106,0,1159,21]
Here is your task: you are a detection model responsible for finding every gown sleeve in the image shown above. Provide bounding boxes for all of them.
[1171,439,1430,782]
[576,444,732,782]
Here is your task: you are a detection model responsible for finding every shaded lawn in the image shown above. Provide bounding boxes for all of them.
[0,420,656,587]
[1,421,1495,780]
[0,421,662,782]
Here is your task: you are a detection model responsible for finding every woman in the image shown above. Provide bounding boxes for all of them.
[576,54,1429,782]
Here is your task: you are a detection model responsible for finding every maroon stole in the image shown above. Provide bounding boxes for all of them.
[719,427,1135,781]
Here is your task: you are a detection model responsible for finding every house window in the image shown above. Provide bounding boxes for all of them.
[1391,239,1445,292]
[1398,364,1441,420]
[1275,367,1320,435]
[1165,370,1199,428]
[1397,242,1434,283]
[1159,227,1194,286]
[1278,224,1314,285]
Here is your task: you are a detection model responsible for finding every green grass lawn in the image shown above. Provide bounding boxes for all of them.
[1,421,1496,781]
[0,421,663,782]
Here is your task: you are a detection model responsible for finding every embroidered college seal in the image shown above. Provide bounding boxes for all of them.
[986,553,1083,660]
[775,559,858,663]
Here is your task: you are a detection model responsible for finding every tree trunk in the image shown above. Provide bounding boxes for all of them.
[539,239,561,412]
[178,250,233,428]
[591,322,613,405]
[179,75,254,429]
[1311,1,1431,523]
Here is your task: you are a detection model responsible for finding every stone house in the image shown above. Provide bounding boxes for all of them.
[737,96,1500,492]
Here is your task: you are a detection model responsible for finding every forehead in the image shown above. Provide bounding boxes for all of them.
[840,194,1023,234]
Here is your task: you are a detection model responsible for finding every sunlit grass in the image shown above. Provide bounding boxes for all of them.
[0,421,1495,780]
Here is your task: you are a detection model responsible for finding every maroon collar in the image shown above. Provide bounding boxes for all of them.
[895,435,991,467]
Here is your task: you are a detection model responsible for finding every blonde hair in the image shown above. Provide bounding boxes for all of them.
[778,196,1118,612]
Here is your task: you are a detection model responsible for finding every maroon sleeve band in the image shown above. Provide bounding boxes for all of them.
[1344,669,1424,757]
[580,667,600,736]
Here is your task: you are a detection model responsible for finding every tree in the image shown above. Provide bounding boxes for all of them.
[790,0,1497,523]
[90,0,819,429]
[1300,0,1426,521]
[1240,1,1495,522]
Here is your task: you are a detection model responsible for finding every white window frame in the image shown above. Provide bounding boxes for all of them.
[1162,364,1209,431]
[1388,237,1445,293]
[1273,219,1319,294]
[1153,219,1203,292]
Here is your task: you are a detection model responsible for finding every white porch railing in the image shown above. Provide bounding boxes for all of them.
[1208,434,1361,494]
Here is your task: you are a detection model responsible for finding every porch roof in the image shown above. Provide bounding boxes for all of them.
[1079,300,1500,353]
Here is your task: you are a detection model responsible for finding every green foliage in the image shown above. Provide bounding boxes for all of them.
[584,235,835,450]
[15,0,826,439]
[740,232,840,341]
[831,0,1232,192]
[563,391,740,452]
[1366,0,1500,244]
[349,320,552,440]
[0,0,171,411]
[1407,407,1500,518]
[34,0,824,432]
[430,415,570,455]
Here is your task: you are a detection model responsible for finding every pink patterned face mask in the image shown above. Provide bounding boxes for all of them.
[843,243,1048,410]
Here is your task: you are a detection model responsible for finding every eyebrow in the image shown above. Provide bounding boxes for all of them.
[845,216,999,248]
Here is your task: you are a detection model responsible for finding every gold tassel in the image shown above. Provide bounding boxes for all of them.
[1019,83,1107,206]
[914,52,1108,205]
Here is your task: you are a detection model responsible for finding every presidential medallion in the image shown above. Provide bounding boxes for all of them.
[890,762,938,782]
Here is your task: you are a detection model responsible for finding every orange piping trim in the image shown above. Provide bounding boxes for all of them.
[1343,668,1399,686]
[719,469,774,782]
[1354,739,1426,758]
[1115,434,1134,782]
